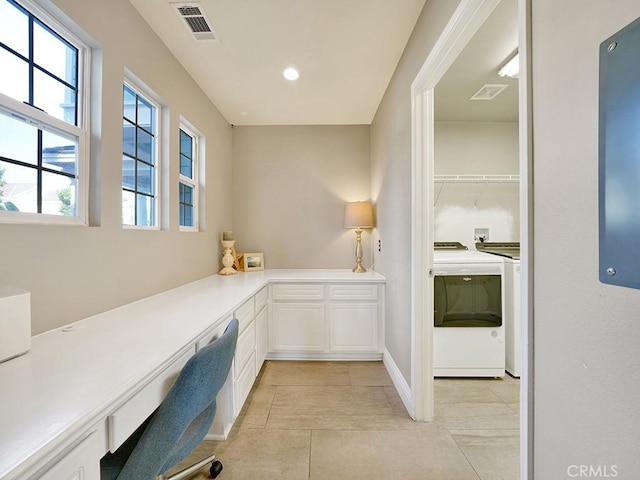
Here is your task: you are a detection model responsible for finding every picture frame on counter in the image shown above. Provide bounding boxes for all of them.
[242,252,264,271]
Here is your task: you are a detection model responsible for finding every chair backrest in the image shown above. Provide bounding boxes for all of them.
[114,318,239,480]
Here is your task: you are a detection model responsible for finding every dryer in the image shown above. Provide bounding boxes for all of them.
[476,242,521,377]
[433,242,505,377]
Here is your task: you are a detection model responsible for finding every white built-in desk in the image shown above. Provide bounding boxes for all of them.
[0,269,385,480]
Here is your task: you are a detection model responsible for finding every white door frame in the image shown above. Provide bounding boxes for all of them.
[410,0,533,478]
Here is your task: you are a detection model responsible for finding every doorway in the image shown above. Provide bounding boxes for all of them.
[410,0,532,478]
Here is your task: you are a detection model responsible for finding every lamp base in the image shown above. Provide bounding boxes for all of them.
[352,264,367,273]
[352,228,367,273]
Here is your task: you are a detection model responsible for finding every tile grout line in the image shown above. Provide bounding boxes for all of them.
[307,429,313,480]
[263,382,277,430]
[228,362,519,479]
[449,431,485,480]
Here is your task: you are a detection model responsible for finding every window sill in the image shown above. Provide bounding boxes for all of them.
[0,211,87,227]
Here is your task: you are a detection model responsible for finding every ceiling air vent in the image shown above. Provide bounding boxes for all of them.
[171,2,219,43]
[470,84,508,101]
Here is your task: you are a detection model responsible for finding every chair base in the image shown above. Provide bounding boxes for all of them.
[158,454,221,480]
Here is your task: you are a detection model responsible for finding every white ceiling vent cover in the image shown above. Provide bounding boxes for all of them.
[470,84,508,101]
[171,2,219,43]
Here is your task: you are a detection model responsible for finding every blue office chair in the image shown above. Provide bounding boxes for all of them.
[101,318,239,480]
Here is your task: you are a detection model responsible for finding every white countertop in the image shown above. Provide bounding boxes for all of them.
[0,269,384,479]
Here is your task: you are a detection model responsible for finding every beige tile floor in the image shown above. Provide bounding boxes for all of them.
[168,361,520,480]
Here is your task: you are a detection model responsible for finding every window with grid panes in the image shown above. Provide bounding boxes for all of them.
[179,125,198,230]
[0,0,89,224]
[122,82,159,227]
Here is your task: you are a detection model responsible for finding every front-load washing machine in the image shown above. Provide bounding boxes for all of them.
[433,243,505,377]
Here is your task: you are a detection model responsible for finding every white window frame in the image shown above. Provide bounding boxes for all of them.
[178,119,200,232]
[0,0,90,226]
[122,78,161,230]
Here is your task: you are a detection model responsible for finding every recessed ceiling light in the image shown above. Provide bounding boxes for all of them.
[283,67,299,81]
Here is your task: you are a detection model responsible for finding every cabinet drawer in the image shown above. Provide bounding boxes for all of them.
[234,352,256,417]
[272,283,324,301]
[108,348,194,451]
[234,298,255,334]
[329,284,378,301]
[40,431,100,480]
[255,286,268,313]
[234,321,256,378]
[197,316,234,350]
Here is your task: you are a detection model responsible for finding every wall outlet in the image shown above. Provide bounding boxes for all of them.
[474,228,489,243]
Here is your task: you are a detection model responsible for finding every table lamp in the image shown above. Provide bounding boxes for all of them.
[344,201,374,273]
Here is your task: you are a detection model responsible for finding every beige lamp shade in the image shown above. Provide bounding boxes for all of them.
[344,201,374,229]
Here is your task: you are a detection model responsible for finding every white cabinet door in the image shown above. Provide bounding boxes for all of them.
[39,432,100,480]
[255,305,268,371]
[329,303,379,352]
[234,352,256,417]
[234,321,256,379]
[271,303,325,351]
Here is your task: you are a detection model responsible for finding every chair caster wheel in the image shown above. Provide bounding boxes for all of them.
[210,459,223,478]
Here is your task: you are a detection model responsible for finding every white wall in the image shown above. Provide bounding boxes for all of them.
[532,1,640,477]
[434,122,519,174]
[0,0,232,334]
[433,181,519,246]
[434,122,519,247]
[232,125,371,269]
[371,0,462,383]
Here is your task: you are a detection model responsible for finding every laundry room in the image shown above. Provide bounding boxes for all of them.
[431,0,520,381]
[433,0,520,251]
[428,7,521,476]
[433,122,520,248]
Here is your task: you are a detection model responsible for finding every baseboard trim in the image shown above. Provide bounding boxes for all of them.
[205,422,233,441]
[265,352,383,361]
[382,348,414,419]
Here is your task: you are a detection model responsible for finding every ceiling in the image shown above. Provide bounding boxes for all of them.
[129,0,518,126]
[435,0,519,122]
[129,0,427,125]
